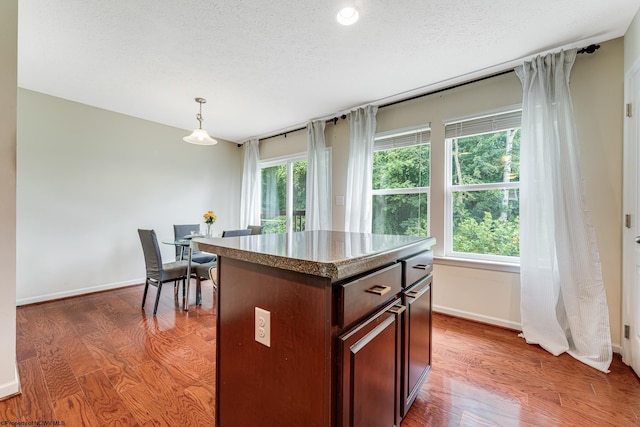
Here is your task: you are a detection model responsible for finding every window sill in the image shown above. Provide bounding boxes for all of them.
[434,256,520,273]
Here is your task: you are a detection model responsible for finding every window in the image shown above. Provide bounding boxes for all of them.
[372,126,431,237]
[445,109,521,262]
[260,154,307,234]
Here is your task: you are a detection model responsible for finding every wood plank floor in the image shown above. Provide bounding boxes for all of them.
[2,281,639,426]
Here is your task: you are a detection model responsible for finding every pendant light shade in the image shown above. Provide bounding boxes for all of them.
[183,128,217,145]
[183,97,218,146]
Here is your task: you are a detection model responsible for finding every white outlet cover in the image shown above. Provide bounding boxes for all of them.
[255,307,271,347]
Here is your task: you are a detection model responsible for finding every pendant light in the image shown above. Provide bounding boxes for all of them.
[183,97,218,145]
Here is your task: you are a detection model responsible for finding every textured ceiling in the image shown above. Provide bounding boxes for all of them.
[17,0,640,143]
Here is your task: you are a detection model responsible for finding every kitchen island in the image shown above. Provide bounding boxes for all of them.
[194,231,436,427]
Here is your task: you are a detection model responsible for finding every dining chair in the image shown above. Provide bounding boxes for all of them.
[173,224,216,264]
[183,228,249,309]
[191,259,217,306]
[189,227,248,306]
[221,229,252,237]
[247,225,264,235]
[209,265,218,303]
[138,229,188,315]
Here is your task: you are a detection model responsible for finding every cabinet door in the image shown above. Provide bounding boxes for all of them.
[338,299,403,427]
[402,275,432,415]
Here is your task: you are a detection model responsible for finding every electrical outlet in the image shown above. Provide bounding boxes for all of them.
[255,307,271,347]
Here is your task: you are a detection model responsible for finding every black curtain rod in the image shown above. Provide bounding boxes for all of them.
[259,115,346,142]
[379,69,514,110]
[379,44,600,110]
[258,44,600,142]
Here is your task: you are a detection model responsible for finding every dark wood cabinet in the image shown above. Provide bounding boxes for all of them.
[336,251,433,427]
[205,232,436,427]
[400,252,433,416]
[338,298,403,427]
[402,275,432,414]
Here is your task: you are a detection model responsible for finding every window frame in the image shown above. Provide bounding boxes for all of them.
[260,152,307,235]
[443,107,522,264]
[259,148,331,234]
[372,124,431,237]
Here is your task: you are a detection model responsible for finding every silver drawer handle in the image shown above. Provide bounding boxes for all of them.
[412,264,428,270]
[366,285,391,296]
[406,285,430,300]
[387,304,406,315]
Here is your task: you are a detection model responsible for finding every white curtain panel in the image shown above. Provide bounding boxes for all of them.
[305,120,331,231]
[345,105,378,233]
[516,49,612,372]
[240,138,261,228]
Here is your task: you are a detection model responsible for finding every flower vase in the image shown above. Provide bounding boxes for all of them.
[205,223,212,238]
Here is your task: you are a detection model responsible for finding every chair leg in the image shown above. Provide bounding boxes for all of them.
[174,278,185,300]
[141,279,150,308]
[196,277,202,306]
[153,283,163,315]
[207,266,218,311]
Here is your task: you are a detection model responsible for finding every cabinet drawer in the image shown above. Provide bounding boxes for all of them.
[403,251,433,287]
[338,263,401,329]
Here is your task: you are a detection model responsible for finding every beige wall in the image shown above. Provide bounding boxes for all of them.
[571,40,624,347]
[0,0,19,399]
[625,11,640,72]
[260,38,625,346]
[16,90,243,303]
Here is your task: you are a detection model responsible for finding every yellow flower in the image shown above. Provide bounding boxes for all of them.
[203,210,217,224]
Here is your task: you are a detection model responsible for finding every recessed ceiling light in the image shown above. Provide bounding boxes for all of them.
[337,7,359,25]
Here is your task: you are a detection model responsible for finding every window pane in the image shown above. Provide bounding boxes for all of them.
[451,129,520,185]
[292,160,307,232]
[452,189,520,256]
[372,193,428,237]
[373,144,430,190]
[261,165,286,234]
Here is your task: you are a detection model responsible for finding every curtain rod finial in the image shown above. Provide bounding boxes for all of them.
[577,44,600,55]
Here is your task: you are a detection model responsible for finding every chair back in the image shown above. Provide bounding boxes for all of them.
[138,229,163,281]
[222,229,252,237]
[173,224,200,257]
[247,225,264,235]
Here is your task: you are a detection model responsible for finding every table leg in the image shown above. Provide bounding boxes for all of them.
[183,242,193,311]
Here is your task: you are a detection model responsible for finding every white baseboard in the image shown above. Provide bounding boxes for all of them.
[433,304,522,331]
[16,278,143,306]
[434,305,623,355]
[16,286,624,355]
[0,365,20,400]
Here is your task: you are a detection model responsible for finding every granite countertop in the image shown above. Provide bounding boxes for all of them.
[193,231,435,282]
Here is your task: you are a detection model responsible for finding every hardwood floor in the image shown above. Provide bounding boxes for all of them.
[2,282,639,426]
[6,282,217,426]
[406,315,640,427]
